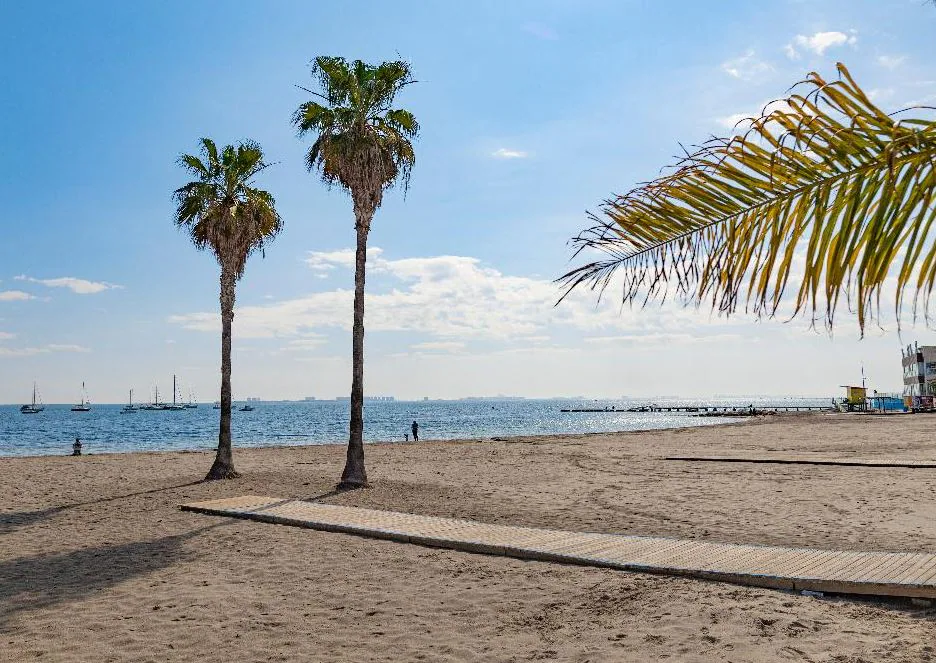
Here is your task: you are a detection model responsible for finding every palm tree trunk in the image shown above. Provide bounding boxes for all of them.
[206,266,238,480]
[338,217,371,490]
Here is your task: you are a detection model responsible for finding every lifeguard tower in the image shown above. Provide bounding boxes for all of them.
[837,385,868,412]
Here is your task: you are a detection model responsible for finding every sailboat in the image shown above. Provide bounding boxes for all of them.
[121,388,138,413]
[184,388,198,409]
[164,375,185,411]
[20,382,44,414]
[141,384,165,410]
[71,382,91,412]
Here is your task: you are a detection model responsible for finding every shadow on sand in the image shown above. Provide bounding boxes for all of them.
[0,523,224,631]
[305,488,346,502]
[0,480,204,535]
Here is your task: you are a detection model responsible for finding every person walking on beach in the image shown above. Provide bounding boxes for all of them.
[411,420,419,442]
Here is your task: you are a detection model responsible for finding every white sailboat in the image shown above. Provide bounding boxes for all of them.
[184,388,198,409]
[121,388,138,413]
[141,377,185,411]
[141,384,165,410]
[71,382,91,412]
[20,382,44,414]
[164,375,185,411]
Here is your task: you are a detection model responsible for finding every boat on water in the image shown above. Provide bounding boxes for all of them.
[140,385,170,410]
[213,401,221,409]
[239,404,254,412]
[121,388,138,413]
[184,388,198,409]
[140,386,160,410]
[141,376,186,411]
[165,375,186,410]
[71,382,91,412]
[20,382,44,414]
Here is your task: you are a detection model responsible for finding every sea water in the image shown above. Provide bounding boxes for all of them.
[0,397,832,457]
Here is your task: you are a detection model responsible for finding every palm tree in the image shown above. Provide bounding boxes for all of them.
[293,56,418,490]
[560,63,936,334]
[173,138,283,480]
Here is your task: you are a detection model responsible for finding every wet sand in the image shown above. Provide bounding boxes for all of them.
[2,413,935,662]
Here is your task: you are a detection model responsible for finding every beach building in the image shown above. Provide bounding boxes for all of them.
[902,343,936,409]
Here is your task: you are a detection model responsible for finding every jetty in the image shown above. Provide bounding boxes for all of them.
[560,405,833,414]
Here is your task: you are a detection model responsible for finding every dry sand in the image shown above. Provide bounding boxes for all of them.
[2,413,936,662]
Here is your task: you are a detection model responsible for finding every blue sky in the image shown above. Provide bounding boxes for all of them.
[1,0,935,403]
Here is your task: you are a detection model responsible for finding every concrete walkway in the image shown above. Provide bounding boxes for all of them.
[182,495,936,599]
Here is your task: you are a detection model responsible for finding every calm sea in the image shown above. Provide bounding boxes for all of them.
[0,397,832,457]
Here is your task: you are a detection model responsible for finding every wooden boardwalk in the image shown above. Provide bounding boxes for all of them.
[182,496,936,599]
[665,455,936,468]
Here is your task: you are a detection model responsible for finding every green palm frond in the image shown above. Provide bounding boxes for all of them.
[173,137,282,278]
[293,56,418,211]
[559,63,936,333]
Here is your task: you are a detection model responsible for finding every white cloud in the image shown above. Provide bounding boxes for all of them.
[491,148,528,159]
[0,332,14,341]
[306,248,384,272]
[787,31,857,59]
[410,341,466,353]
[282,336,327,352]
[0,343,90,357]
[721,50,772,80]
[715,112,754,129]
[45,344,90,352]
[15,275,121,294]
[0,290,34,302]
[877,55,906,70]
[714,99,808,133]
[170,249,749,346]
[584,333,743,345]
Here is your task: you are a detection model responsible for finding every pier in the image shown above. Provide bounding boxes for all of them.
[559,405,833,414]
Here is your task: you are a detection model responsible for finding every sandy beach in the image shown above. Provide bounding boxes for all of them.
[2,413,936,662]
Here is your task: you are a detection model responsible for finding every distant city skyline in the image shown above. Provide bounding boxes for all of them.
[2,0,936,404]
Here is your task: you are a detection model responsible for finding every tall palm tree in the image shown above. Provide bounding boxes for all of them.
[294,56,418,490]
[560,63,936,334]
[173,138,283,480]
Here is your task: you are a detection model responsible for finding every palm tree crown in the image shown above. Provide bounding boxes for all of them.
[173,138,282,275]
[560,63,936,333]
[293,56,418,221]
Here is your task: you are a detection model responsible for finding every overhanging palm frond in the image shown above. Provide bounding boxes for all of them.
[559,63,936,333]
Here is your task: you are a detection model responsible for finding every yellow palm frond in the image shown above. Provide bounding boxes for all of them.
[559,63,936,333]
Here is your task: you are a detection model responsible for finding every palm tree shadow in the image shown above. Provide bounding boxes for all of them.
[0,523,224,632]
[0,506,69,535]
[305,489,345,502]
[0,480,204,535]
